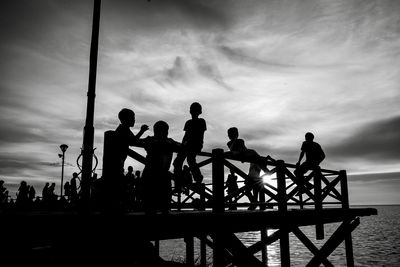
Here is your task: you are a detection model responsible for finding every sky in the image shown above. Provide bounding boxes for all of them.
[0,0,399,205]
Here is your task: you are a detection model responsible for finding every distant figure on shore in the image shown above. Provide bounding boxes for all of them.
[226,169,239,210]
[70,172,79,202]
[0,180,7,205]
[294,132,325,193]
[140,120,181,214]
[16,181,29,209]
[28,185,36,202]
[125,166,136,209]
[64,181,71,201]
[173,102,207,189]
[42,182,50,202]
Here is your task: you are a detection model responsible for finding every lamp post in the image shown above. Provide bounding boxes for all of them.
[59,144,68,197]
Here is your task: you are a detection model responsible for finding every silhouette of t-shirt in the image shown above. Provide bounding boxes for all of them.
[115,124,139,166]
[143,136,180,173]
[301,141,325,165]
[227,139,247,153]
[182,118,206,149]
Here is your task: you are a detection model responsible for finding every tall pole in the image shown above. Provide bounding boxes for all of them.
[60,152,65,197]
[81,0,101,206]
[60,144,68,197]
[61,151,65,197]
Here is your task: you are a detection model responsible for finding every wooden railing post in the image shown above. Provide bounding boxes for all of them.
[314,167,324,240]
[276,160,290,267]
[212,148,225,267]
[340,170,354,267]
[185,236,194,266]
[261,227,268,266]
[199,183,207,267]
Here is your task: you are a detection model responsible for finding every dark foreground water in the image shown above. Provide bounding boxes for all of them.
[159,205,400,266]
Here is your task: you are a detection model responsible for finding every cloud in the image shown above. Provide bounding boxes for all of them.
[195,58,234,91]
[348,171,400,183]
[327,116,400,162]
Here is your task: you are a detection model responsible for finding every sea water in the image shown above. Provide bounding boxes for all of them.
[158,205,400,266]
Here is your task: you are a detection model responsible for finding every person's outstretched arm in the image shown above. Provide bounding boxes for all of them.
[135,124,149,139]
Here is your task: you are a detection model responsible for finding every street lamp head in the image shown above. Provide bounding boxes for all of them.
[60,144,69,153]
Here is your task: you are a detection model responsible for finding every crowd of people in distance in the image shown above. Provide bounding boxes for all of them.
[0,102,326,214]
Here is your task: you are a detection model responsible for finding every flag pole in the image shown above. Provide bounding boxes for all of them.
[81,0,101,207]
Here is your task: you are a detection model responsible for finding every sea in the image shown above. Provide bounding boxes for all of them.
[158,205,400,266]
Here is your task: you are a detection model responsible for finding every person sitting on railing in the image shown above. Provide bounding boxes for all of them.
[226,127,274,172]
[226,127,274,209]
[173,102,207,188]
[139,120,181,214]
[294,132,326,194]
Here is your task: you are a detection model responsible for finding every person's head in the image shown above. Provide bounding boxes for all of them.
[118,108,135,127]
[305,132,314,142]
[135,170,141,176]
[0,180,4,186]
[153,120,169,138]
[72,172,78,178]
[127,166,133,173]
[45,182,49,187]
[190,102,202,117]
[227,127,239,141]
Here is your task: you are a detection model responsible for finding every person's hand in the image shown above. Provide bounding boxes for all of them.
[140,124,149,132]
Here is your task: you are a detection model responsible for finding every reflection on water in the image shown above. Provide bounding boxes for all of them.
[159,206,400,266]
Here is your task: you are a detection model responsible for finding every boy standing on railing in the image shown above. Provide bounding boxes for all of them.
[295,132,325,193]
[139,120,181,214]
[173,102,207,189]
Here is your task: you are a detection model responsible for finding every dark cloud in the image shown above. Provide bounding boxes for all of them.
[348,171,400,183]
[103,0,232,32]
[326,116,400,162]
[163,56,189,84]
[218,45,296,71]
[195,58,234,91]
[0,118,56,145]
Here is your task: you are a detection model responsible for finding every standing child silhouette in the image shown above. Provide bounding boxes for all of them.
[173,102,207,187]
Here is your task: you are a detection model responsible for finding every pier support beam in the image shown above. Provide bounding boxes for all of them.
[212,148,225,267]
[277,160,290,267]
[340,170,354,267]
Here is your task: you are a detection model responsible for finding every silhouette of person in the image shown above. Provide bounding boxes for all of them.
[294,132,326,193]
[134,170,143,205]
[173,102,206,188]
[125,166,136,209]
[226,127,271,208]
[226,127,273,172]
[28,185,36,202]
[64,181,71,201]
[226,169,239,210]
[70,172,79,202]
[0,180,6,205]
[108,108,149,209]
[16,181,29,209]
[114,108,149,177]
[139,120,181,214]
[42,182,50,202]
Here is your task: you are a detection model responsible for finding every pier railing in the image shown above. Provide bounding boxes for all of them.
[104,128,351,213]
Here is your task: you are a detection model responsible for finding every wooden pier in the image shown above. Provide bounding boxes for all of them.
[1,146,377,267]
